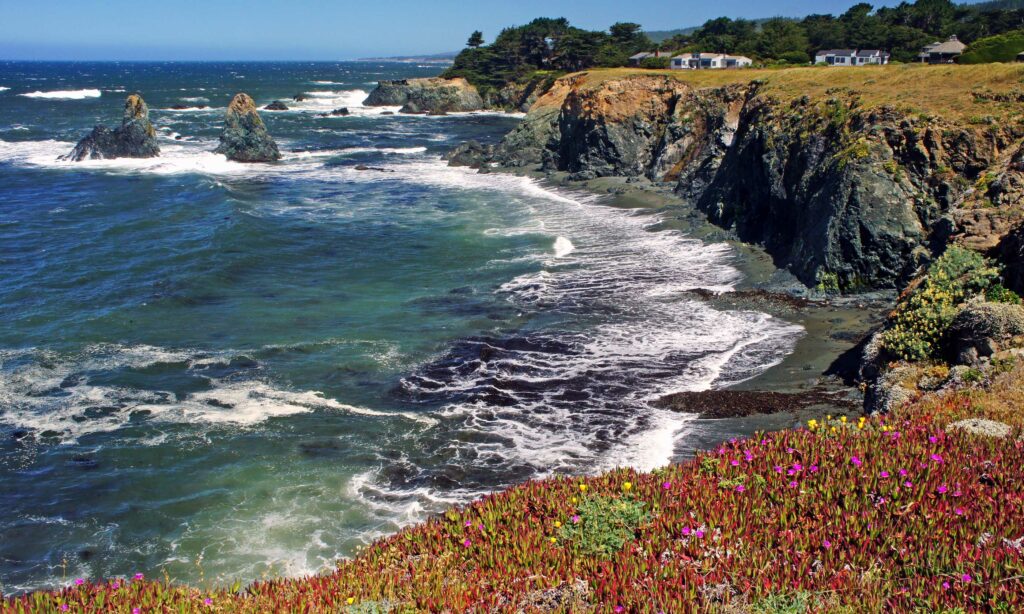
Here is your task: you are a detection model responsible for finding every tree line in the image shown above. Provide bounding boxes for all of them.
[443,0,1024,91]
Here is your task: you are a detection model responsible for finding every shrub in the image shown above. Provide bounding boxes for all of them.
[882,247,1001,361]
[959,29,1024,64]
[639,56,671,69]
[557,495,648,557]
[987,284,1022,304]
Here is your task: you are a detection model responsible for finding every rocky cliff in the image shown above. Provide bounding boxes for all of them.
[492,68,1024,291]
[363,77,484,114]
[215,93,281,163]
[63,94,160,161]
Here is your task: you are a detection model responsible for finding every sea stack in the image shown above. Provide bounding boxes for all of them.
[63,94,160,161]
[215,93,281,162]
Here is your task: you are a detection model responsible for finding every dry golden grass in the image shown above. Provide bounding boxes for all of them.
[904,358,1024,429]
[574,63,1024,122]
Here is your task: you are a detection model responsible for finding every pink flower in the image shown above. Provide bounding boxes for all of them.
[111,582,119,590]
[788,481,798,488]
[735,484,745,493]
[695,529,705,538]
[955,507,965,516]
[615,607,625,613]
[787,469,796,476]
[204,598,213,606]
[929,435,938,443]
[823,539,831,548]
[662,481,671,490]
[898,469,908,477]
[133,609,141,614]
[930,454,943,464]
[133,573,144,580]
[730,460,740,466]
[571,515,581,524]
[851,456,862,467]
[809,465,819,473]
[462,538,471,547]
[942,581,950,590]
[465,520,472,526]
[961,574,972,583]
[682,526,691,536]
[74,578,84,586]
[879,471,890,478]
[904,481,913,488]
[937,485,948,494]
[792,463,803,471]
[786,447,796,454]
[773,465,783,473]
[60,606,69,612]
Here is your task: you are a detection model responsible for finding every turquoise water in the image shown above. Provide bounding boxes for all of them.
[0,62,803,592]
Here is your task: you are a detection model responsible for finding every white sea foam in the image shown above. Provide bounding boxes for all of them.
[0,343,429,443]
[553,236,575,257]
[0,86,10,92]
[19,88,101,99]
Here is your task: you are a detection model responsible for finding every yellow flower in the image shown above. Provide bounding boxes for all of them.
[579,484,588,493]
[549,537,557,544]
[622,482,632,492]
[831,427,837,433]
[571,497,578,504]
[840,416,847,423]
[827,415,833,421]
[347,597,355,605]
[808,419,818,429]
[554,521,561,528]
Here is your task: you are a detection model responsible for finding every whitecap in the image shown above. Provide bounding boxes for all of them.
[553,236,575,257]
[19,88,101,99]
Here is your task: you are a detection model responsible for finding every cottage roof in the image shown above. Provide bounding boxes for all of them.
[856,49,887,57]
[817,49,857,56]
[925,36,966,55]
[629,52,655,60]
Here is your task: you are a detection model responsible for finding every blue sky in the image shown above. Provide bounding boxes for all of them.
[2,0,919,60]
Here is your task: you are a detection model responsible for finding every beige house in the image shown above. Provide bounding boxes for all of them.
[919,35,967,64]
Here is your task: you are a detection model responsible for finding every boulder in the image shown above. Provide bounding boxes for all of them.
[214,93,281,163]
[292,94,309,102]
[947,418,1012,439]
[948,301,1024,364]
[445,141,494,169]
[998,222,1024,294]
[363,78,483,114]
[264,100,289,111]
[62,94,160,161]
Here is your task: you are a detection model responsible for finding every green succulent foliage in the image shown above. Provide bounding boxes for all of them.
[882,246,1001,361]
[557,495,649,557]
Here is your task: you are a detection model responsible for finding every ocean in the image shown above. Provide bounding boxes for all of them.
[0,61,803,592]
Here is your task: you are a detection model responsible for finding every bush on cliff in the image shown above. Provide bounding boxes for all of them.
[882,246,1001,361]
[959,29,1024,63]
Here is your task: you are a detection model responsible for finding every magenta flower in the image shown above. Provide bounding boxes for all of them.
[60,606,69,612]
[695,529,705,538]
[942,581,950,590]
[204,598,213,606]
[809,464,819,473]
[930,454,943,463]
[682,526,691,536]
[898,468,908,477]
[823,539,831,548]
[615,607,625,613]
[788,481,798,488]
[662,481,671,490]
[904,480,913,488]
[464,520,472,526]
[851,456,862,467]
[133,573,144,580]
[730,460,740,466]
[133,609,141,614]
[74,578,84,586]
[462,538,471,547]
[879,471,890,478]
[937,485,948,494]
[955,507,965,516]
[929,435,938,443]
[773,465,783,473]
[961,573,972,583]
[111,582,120,590]
[571,515,581,524]
[786,447,796,454]
[735,484,745,493]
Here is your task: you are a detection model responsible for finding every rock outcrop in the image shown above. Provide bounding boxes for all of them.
[948,301,1024,364]
[493,73,1024,291]
[445,141,494,169]
[364,78,483,114]
[215,93,281,163]
[264,100,289,111]
[63,94,160,161]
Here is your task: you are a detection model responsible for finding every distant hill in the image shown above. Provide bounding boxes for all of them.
[355,51,457,63]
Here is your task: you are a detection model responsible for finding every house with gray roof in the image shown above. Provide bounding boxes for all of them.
[919,35,966,64]
[815,49,889,66]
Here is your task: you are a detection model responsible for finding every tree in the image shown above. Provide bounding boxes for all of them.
[467,31,485,48]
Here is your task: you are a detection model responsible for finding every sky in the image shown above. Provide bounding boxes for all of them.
[1,0,923,61]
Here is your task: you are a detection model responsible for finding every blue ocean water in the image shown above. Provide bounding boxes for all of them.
[0,61,803,592]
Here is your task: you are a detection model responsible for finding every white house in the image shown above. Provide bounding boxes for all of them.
[670,53,753,70]
[629,51,668,66]
[815,49,889,66]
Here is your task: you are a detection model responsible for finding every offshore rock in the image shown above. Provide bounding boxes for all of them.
[445,141,494,169]
[63,94,160,161]
[264,100,289,111]
[364,78,483,114]
[215,93,281,162]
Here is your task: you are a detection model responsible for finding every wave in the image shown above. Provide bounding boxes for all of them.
[553,236,575,257]
[19,88,101,99]
[0,86,10,92]
[0,343,430,444]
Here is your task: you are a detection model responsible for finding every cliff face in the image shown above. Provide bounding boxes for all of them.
[364,77,483,114]
[494,72,1024,290]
